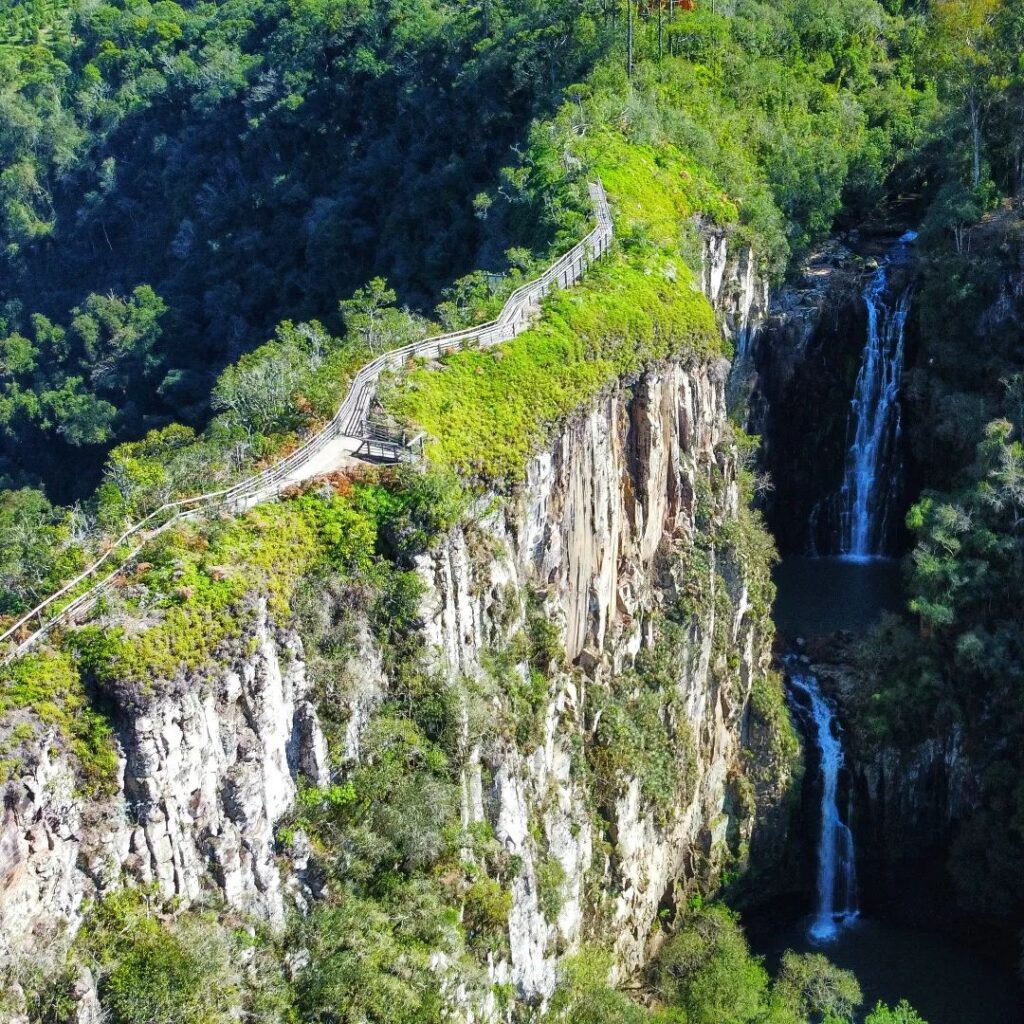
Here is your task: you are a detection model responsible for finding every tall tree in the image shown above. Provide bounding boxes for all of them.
[928,0,1004,189]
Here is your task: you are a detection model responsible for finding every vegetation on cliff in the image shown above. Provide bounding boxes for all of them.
[852,209,1024,923]
[837,0,1024,929]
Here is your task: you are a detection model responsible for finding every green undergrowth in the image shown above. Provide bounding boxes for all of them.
[388,248,720,483]
[0,649,117,793]
[583,128,738,250]
[9,888,291,1024]
[589,618,698,824]
[64,471,467,700]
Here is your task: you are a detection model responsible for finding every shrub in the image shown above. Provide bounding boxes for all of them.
[546,946,651,1024]
[294,894,445,1024]
[657,905,771,1024]
[537,856,568,920]
[0,650,117,794]
[773,951,862,1023]
[79,891,241,1024]
[463,877,513,952]
[865,1002,929,1024]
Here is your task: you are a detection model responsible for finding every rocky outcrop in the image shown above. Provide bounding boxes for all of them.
[701,225,769,365]
[0,603,328,960]
[747,243,874,553]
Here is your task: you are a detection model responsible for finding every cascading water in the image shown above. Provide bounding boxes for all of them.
[786,661,859,943]
[835,231,917,559]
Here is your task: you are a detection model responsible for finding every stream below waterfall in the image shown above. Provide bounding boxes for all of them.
[750,643,1024,1022]
[752,917,1023,1024]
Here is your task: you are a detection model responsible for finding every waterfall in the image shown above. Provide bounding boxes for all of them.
[835,232,917,561]
[786,661,859,943]
[835,231,917,559]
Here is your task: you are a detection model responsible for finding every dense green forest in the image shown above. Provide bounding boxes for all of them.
[0,0,946,501]
[3,0,1024,1020]
[0,0,606,496]
[0,0,944,616]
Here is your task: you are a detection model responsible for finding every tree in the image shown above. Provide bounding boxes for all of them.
[546,947,650,1024]
[0,332,37,378]
[71,286,167,398]
[864,1001,928,1024]
[294,895,445,1024]
[0,487,61,612]
[928,0,1004,189]
[339,278,398,352]
[657,906,773,1024]
[41,378,118,446]
[211,343,303,441]
[772,951,862,1023]
[99,424,207,522]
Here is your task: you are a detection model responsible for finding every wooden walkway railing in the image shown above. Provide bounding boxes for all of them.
[0,182,613,666]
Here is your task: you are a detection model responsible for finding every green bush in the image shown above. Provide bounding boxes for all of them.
[0,650,117,793]
[78,891,242,1024]
[537,856,569,920]
[293,894,447,1024]
[463,876,513,953]
[588,620,696,822]
[545,946,651,1024]
[773,951,862,1023]
[865,1002,928,1024]
[657,905,772,1024]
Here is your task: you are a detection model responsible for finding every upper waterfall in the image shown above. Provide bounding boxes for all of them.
[835,231,917,559]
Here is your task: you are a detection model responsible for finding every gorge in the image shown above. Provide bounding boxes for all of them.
[759,216,1024,1020]
[3,2,1024,1023]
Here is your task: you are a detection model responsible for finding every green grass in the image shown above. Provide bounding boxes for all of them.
[74,488,386,695]
[1,649,117,793]
[388,249,720,483]
[584,129,739,249]
[386,127,734,485]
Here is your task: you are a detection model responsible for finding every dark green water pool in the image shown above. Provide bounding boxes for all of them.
[765,555,1024,1022]
[752,917,1023,1024]
[772,556,905,638]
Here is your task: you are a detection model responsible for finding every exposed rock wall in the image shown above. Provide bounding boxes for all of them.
[738,242,868,554]
[0,603,328,961]
[415,358,777,1000]
[702,226,769,361]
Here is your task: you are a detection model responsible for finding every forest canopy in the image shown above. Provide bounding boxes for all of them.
[0,0,978,502]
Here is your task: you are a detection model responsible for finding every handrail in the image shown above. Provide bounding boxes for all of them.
[0,182,613,666]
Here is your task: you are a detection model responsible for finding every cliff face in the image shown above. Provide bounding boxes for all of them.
[0,605,330,961]
[418,356,779,999]
[738,241,870,554]
[0,235,790,1011]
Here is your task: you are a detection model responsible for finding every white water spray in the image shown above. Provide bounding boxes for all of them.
[787,664,859,943]
[836,232,917,559]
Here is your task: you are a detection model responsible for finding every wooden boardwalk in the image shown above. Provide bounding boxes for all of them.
[0,182,613,665]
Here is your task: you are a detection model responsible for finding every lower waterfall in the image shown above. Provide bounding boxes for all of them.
[787,661,859,943]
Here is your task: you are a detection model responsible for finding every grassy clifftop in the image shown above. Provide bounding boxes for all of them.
[386,121,737,484]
